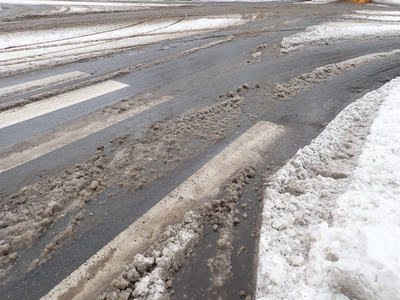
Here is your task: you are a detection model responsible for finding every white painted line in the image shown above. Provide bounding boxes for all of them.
[0,80,129,130]
[41,120,286,300]
[0,71,89,98]
[0,96,173,174]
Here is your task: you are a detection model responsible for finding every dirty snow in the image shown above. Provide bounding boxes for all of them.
[353,10,400,15]
[344,13,400,21]
[0,16,245,77]
[0,94,246,279]
[0,0,169,7]
[274,49,400,100]
[374,0,400,4]
[99,167,257,299]
[281,9,400,52]
[302,0,338,5]
[256,77,400,299]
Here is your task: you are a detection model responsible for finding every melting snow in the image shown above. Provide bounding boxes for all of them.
[257,75,400,299]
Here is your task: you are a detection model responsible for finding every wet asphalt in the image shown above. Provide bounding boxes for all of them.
[1,2,400,299]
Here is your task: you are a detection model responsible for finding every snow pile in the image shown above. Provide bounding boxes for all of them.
[315,79,400,299]
[274,49,400,101]
[256,77,400,299]
[281,9,400,53]
[98,211,204,300]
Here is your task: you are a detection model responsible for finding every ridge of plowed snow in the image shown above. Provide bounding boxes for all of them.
[281,9,400,53]
[256,77,400,299]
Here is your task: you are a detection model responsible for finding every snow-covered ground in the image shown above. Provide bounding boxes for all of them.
[0,0,181,15]
[257,75,400,299]
[281,9,400,52]
[374,0,400,4]
[0,0,172,7]
[257,6,400,299]
[0,14,245,77]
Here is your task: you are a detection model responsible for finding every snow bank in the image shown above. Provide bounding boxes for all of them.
[256,77,400,299]
[319,78,400,299]
[353,10,400,15]
[281,8,400,52]
[344,13,400,21]
[282,21,400,52]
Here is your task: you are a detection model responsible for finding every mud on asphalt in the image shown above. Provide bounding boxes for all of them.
[2,2,400,299]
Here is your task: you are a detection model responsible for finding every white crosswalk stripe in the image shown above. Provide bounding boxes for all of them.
[0,95,173,173]
[0,80,128,130]
[0,71,89,98]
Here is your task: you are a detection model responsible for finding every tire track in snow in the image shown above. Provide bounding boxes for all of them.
[0,19,151,51]
[0,19,183,65]
[0,35,234,111]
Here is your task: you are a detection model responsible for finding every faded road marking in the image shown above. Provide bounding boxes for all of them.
[0,71,89,98]
[0,95,172,173]
[0,80,128,130]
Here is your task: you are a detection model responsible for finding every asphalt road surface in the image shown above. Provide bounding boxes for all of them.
[1,1,400,299]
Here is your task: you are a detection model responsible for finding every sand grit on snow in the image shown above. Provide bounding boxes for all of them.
[256,77,400,299]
